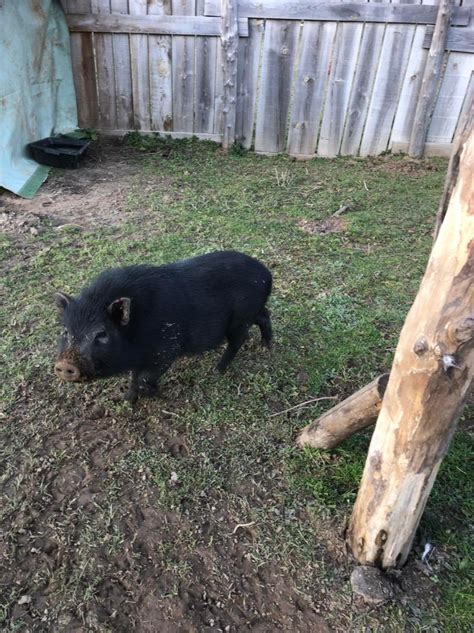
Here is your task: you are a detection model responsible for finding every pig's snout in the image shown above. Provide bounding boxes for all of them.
[54,359,81,382]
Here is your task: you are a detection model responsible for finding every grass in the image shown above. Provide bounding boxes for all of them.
[1,135,472,631]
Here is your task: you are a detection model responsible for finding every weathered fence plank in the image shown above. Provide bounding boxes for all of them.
[360,0,418,156]
[287,21,337,158]
[254,20,300,154]
[67,13,249,35]
[318,8,364,158]
[409,0,455,157]
[194,37,218,133]
[172,0,196,134]
[235,19,264,148]
[423,26,474,54]
[148,0,173,132]
[195,0,218,133]
[91,0,117,130]
[110,0,133,130]
[427,53,474,143]
[340,0,386,156]
[391,0,436,148]
[204,0,470,25]
[129,0,151,130]
[66,1,99,129]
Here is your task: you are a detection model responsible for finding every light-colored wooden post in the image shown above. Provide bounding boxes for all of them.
[408,0,454,158]
[220,0,239,150]
[296,375,389,450]
[348,124,474,569]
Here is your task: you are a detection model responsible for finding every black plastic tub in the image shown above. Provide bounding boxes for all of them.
[28,136,90,169]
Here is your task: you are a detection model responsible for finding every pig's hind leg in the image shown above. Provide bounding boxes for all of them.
[215,324,249,373]
[255,307,273,348]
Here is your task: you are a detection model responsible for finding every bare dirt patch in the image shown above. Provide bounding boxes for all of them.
[368,155,443,176]
[298,217,348,236]
[0,138,168,236]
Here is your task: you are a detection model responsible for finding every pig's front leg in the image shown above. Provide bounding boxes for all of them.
[124,361,173,402]
[125,370,140,403]
[124,370,157,402]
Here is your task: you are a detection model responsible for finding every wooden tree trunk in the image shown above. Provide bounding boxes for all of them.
[348,125,474,569]
[297,374,389,450]
[220,0,238,150]
[408,0,454,158]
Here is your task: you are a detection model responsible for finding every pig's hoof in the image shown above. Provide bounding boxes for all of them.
[124,388,138,403]
[139,384,159,398]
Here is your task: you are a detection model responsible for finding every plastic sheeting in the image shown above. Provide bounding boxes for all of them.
[0,0,78,198]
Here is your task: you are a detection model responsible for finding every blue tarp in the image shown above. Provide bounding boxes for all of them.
[0,0,78,198]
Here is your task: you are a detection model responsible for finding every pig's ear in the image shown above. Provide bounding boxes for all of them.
[54,291,72,314]
[107,297,131,326]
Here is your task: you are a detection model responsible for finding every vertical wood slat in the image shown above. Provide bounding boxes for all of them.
[130,0,150,130]
[194,0,217,133]
[340,0,386,156]
[148,0,173,131]
[254,20,300,154]
[110,0,133,130]
[66,0,99,129]
[360,0,419,156]
[427,0,474,145]
[172,0,196,133]
[318,0,365,158]
[287,21,338,158]
[194,34,217,133]
[390,0,437,148]
[91,0,117,129]
[214,35,225,135]
[220,0,239,148]
[409,0,455,157]
[235,19,264,148]
[427,53,474,143]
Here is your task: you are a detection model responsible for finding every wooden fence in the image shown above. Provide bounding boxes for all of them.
[62,0,474,157]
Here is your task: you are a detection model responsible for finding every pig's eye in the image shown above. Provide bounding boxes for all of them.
[95,330,109,344]
[62,328,68,337]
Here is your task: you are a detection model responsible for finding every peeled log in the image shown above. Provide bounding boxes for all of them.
[347,125,474,569]
[296,375,389,450]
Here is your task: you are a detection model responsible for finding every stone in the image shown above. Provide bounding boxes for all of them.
[350,565,394,605]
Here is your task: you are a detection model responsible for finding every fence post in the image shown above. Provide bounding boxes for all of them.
[220,0,239,150]
[408,0,454,158]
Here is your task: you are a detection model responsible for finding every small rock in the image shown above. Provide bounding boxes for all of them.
[169,471,179,485]
[30,227,39,236]
[350,565,394,605]
[88,405,105,419]
[18,595,32,605]
[55,223,83,232]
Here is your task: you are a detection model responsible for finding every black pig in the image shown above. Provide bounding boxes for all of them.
[54,251,273,402]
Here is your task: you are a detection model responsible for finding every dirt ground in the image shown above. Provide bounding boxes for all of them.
[0,139,467,632]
